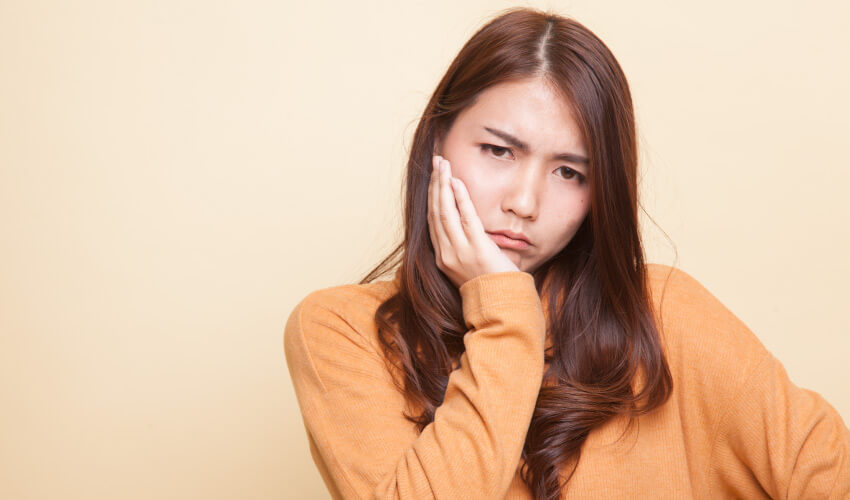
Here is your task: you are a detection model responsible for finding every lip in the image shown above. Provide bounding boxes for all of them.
[489,229,531,244]
[487,230,532,250]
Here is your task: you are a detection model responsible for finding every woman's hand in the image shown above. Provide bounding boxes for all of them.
[428,154,520,289]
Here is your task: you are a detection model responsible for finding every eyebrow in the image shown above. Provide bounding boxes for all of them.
[483,126,589,165]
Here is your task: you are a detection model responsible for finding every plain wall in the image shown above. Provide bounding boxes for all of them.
[1,1,847,498]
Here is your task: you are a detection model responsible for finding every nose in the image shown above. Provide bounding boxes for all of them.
[501,162,541,220]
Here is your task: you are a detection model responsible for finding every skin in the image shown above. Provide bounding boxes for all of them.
[428,154,519,289]
[430,76,592,279]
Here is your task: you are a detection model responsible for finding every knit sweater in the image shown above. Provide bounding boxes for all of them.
[283,263,850,499]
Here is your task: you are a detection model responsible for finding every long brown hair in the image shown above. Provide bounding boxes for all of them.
[359,6,674,499]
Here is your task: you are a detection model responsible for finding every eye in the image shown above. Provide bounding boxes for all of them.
[480,143,514,159]
[556,166,586,184]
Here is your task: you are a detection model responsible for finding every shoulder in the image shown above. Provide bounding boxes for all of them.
[284,275,399,371]
[290,277,396,324]
[643,263,770,398]
[644,262,762,346]
[644,262,730,313]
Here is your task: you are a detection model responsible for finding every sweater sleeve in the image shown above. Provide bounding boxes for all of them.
[651,264,850,498]
[283,271,546,499]
[710,347,850,499]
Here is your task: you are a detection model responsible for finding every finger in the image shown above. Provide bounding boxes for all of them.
[428,155,438,253]
[429,155,448,260]
[433,157,452,254]
[438,159,470,254]
[450,176,489,248]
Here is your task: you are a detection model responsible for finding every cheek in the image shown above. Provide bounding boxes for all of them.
[460,181,502,231]
[550,197,589,232]
[449,162,489,209]
[457,177,487,216]
[447,151,481,185]
[577,197,589,215]
[564,188,591,217]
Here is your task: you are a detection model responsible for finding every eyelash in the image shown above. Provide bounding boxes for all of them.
[479,144,586,184]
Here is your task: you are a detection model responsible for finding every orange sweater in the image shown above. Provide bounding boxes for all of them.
[283,264,850,499]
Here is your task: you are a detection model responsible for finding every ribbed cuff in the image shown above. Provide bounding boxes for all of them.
[459,271,542,327]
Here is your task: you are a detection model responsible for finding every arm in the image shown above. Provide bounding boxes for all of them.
[283,271,546,499]
[650,264,849,498]
[710,348,850,499]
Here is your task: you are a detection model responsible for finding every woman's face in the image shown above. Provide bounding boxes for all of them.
[434,76,591,274]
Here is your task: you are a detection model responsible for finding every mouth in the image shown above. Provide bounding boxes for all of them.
[487,232,531,250]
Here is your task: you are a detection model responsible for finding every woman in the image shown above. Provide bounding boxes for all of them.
[284,7,849,499]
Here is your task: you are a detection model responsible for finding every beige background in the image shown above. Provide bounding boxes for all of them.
[1,0,847,498]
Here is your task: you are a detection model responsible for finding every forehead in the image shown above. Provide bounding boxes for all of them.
[455,77,585,154]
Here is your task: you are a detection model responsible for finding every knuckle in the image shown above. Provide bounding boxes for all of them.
[441,254,457,268]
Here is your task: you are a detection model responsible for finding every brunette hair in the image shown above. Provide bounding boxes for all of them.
[359,6,674,499]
